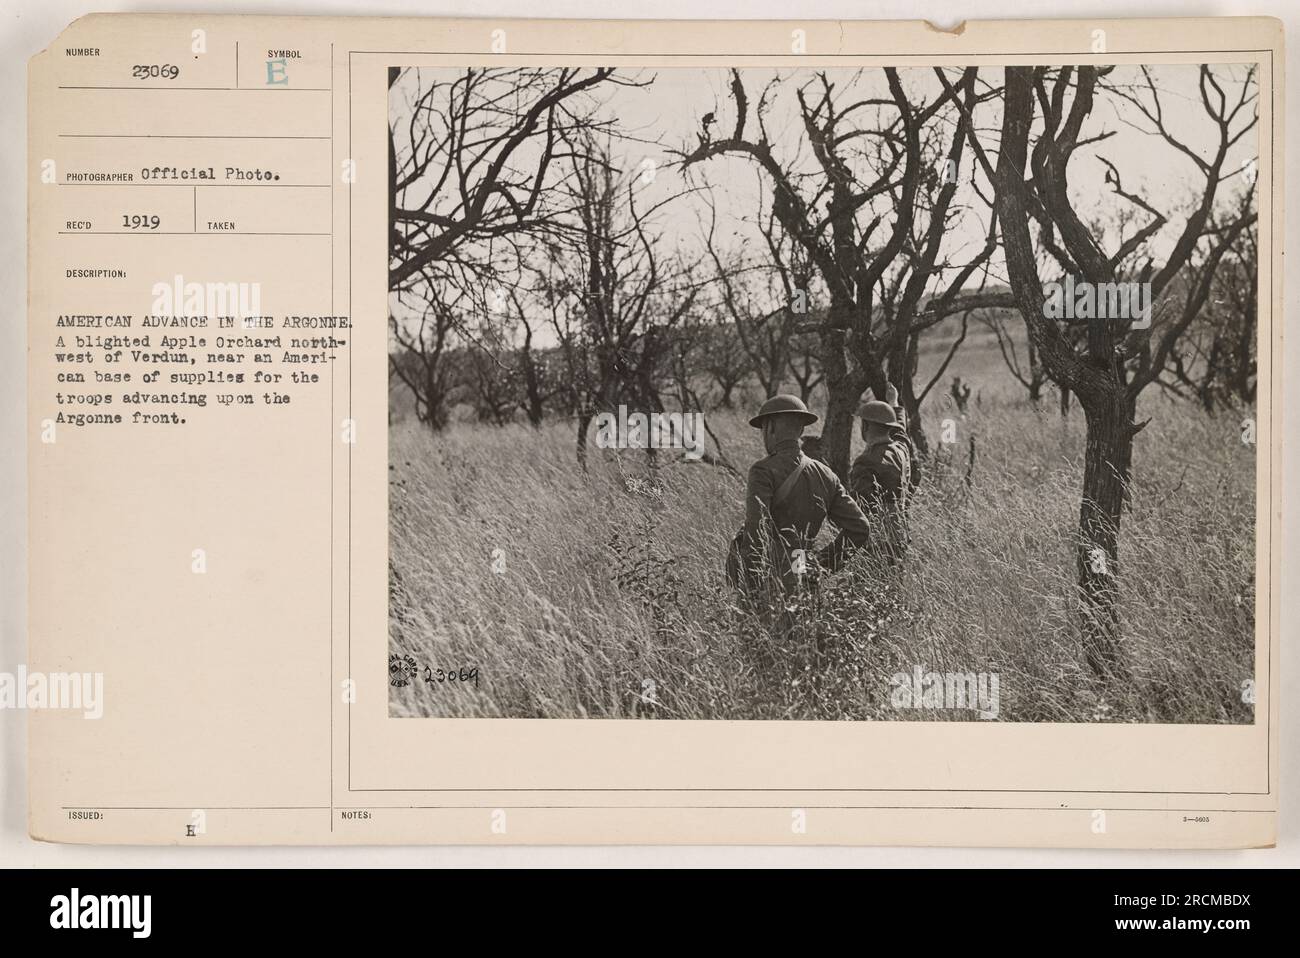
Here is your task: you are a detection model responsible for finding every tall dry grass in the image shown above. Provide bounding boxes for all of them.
[388,342,1255,723]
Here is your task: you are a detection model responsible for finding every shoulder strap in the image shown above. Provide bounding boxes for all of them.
[773,455,812,506]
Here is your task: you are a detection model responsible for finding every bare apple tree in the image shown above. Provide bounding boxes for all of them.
[388,66,627,427]
[983,64,1257,673]
[679,67,990,477]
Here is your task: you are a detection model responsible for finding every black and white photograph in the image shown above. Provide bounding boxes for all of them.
[386,62,1260,723]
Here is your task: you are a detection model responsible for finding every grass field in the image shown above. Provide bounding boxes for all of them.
[388,331,1257,723]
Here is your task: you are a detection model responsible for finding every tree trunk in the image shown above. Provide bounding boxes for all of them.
[1076,392,1135,675]
[820,386,860,482]
[817,326,865,481]
[895,367,929,460]
[421,366,448,432]
[886,335,928,475]
[576,411,592,471]
[520,332,546,427]
[993,65,1132,680]
[760,364,784,398]
[525,393,545,427]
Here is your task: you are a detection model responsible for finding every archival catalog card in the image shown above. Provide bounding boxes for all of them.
[26,14,1282,846]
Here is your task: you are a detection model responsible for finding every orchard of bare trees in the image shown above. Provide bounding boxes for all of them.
[389,63,1259,717]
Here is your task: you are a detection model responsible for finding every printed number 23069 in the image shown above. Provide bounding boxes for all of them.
[132,64,180,79]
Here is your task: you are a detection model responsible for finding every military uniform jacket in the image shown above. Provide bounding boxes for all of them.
[734,438,871,585]
[849,430,911,510]
[849,421,912,559]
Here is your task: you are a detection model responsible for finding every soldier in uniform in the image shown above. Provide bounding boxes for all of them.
[726,395,872,598]
[849,385,913,562]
